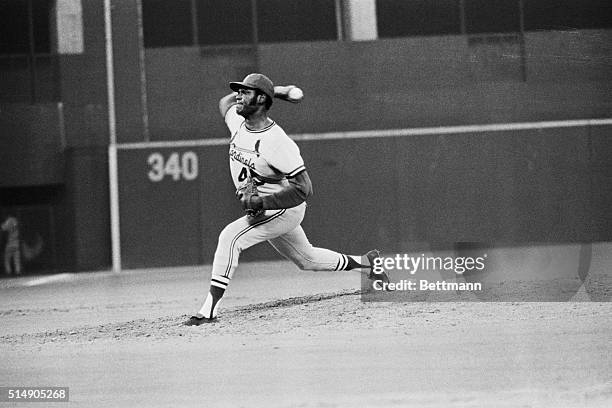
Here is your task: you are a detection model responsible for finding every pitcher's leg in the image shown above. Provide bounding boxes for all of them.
[269,225,369,272]
[188,207,302,323]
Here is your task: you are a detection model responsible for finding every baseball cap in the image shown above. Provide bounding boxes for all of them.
[229,73,274,101]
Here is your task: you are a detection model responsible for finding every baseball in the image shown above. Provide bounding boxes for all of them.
[288,87,304,101]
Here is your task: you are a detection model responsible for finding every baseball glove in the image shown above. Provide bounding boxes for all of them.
[236,176,265,219]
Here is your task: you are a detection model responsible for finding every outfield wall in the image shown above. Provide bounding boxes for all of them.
[1,16,611,271]
[116,122,612,269]
[144,30,612,140]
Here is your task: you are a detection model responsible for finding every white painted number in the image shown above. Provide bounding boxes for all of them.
[164,152,181,180]
[181,151,198,181]
[147,152,165,182]
[147,151,199,182]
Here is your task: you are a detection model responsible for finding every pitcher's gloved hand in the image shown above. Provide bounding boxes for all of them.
[236,178,265,218]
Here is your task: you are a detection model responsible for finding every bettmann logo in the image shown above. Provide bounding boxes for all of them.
[372,279,482,292]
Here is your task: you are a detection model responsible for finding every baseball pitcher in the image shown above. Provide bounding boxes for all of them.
[185,73,389,325]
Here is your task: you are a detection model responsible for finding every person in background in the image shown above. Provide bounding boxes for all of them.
[2,215,21,275]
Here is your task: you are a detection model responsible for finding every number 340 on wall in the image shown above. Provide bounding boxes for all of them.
[147,151,198,182]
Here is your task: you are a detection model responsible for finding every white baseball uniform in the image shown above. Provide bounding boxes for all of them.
[196,105,354,319]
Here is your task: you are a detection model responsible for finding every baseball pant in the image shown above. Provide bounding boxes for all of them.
[198,202,354,318]
[213,202,347,279]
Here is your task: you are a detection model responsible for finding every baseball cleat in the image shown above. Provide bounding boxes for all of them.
[365,249,390,285]
[183,314,218,326]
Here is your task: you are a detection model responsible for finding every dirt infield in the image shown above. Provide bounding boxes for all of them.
[1,248,612,407]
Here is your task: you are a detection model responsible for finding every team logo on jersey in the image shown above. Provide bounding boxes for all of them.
[229,147,256,170]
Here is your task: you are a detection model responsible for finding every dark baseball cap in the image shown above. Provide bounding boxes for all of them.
[229,73,274,100]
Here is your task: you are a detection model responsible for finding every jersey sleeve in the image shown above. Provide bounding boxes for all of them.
[224,105,244,136]
[260,131,306,178]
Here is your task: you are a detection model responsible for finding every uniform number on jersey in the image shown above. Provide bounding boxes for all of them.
[148,152,198,182]
[238,167,249,182]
